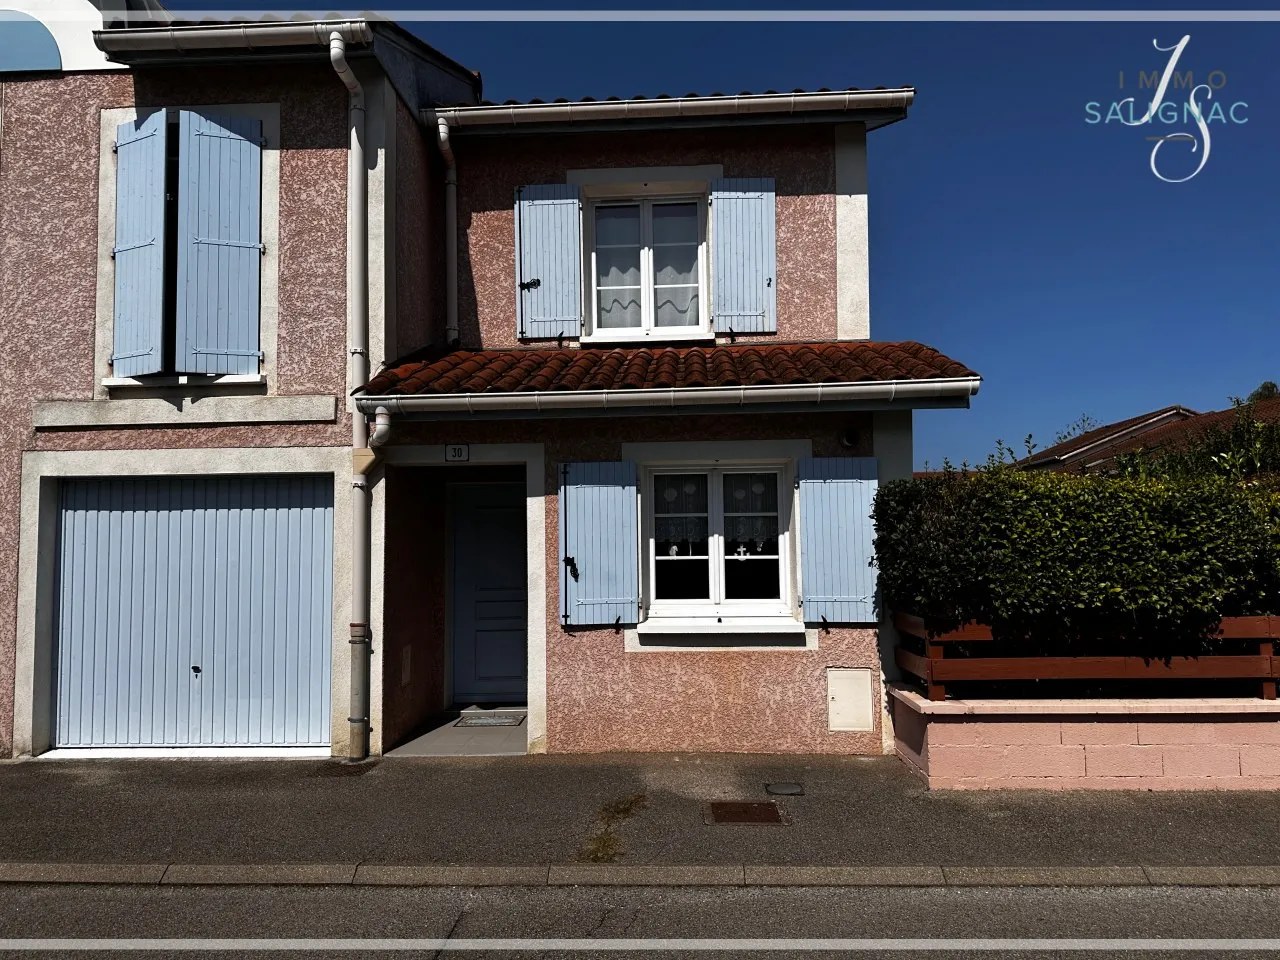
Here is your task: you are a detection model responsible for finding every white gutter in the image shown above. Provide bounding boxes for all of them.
[355,376,981,416]
[331,31,372,763]
[436,116,459,344]
[434,88,914,129]
[94,19,372,54]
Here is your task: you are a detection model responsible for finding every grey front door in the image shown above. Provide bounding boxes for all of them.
[451,483,528,703]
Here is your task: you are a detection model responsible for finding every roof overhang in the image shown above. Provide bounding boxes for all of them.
[354,375,980,422]
[431,87,914,136]
[93,19,375,63]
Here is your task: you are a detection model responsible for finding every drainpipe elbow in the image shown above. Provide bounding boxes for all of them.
[329,32,364,108]
[369,406,392,448]
[436,116,456,172]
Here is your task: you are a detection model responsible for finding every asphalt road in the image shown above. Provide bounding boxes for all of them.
[2,884,1280,958]
[7,755,1280,867]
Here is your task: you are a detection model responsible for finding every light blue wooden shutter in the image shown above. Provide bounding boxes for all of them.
[798,458,878,623]
[710,177,777,334]
[515,184,582,341]
[559,461,639,626]
[176,110,263,375]
[111,111,167,378]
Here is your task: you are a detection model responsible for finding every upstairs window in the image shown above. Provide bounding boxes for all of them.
[590,199,706,338]
[111,108,264,380]
[513,176,776,345]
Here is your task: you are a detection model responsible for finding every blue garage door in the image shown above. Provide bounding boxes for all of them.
[53,476,333,748]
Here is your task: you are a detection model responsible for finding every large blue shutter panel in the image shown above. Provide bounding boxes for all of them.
[54,476,333,748]
[798,458,878,623]
[558,461,639,626]
[710,177,777,334]
[515,184,583,340]
[176,111,264,375]
[111,111,168,378]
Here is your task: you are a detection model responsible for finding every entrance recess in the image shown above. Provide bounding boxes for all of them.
[450,483,528,703]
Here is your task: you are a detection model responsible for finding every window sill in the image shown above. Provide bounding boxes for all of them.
[103,374,266,390]
[579,331,716,347]
[637,615,805,635]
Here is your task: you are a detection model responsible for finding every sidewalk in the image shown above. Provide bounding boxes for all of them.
[2,753,1280,874]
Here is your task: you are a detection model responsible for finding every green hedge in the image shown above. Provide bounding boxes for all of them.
[872,471,1280,656]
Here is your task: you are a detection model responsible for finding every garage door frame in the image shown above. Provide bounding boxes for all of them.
[12,447,350,758]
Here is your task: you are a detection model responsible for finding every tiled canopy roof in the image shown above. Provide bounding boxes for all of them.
[363,341,978,397]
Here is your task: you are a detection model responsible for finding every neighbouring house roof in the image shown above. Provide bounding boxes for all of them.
[355,341,980,419]
[1020,405,1199,472]
[1076,397,1280,472]
[432,87,914,134]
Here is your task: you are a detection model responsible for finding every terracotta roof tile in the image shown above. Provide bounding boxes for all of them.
[363,341,978,397]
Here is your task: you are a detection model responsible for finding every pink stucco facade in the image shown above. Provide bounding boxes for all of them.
[0,66,353,756]
[3,57,889,760]
[383,411,890,755]
[455,126,838,350]
[892,689,1280,789]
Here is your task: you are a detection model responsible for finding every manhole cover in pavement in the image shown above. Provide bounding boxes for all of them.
[707,801,785,824]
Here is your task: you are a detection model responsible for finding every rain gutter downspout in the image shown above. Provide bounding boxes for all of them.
[331,31,372,762]
[436,116,458,344]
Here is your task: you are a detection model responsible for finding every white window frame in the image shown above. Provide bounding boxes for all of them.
[579,187,712,345]
[639,459,799,631]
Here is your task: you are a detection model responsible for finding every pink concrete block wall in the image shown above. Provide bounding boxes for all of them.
[893,704,1280,790]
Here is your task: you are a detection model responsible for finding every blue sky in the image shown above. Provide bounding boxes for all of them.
[173,5,1280,467]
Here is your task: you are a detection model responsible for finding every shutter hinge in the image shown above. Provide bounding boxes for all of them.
[519,278,542,292]
[563,556,579,582]
[193,237,266,252]
[111,237,156,259]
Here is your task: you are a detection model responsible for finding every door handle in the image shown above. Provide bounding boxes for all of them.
[191,665,202,677]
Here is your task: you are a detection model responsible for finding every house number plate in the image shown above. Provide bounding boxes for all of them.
[445,444,470,462]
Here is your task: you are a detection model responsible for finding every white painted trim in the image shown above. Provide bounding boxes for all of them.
[623,439,811,643]
[94,103,282,402]
[641,463,794,621]
[636,618,806,635]
[624,627,819,652]
[835,123,870,340]
[374,444,548,754]
[32,395,336,429]
[38,747,331,760]
[102,374,265,389]
[582,194,710,342]
[357,377,983,415]
[12,446,351,759]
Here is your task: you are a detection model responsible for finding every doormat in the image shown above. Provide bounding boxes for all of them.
[705,801,786,825]
[455,714,526,728]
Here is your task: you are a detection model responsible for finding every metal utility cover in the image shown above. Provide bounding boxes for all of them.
[706,801,786,825]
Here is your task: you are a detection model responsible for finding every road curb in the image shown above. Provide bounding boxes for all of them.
[7,862,1280,888]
